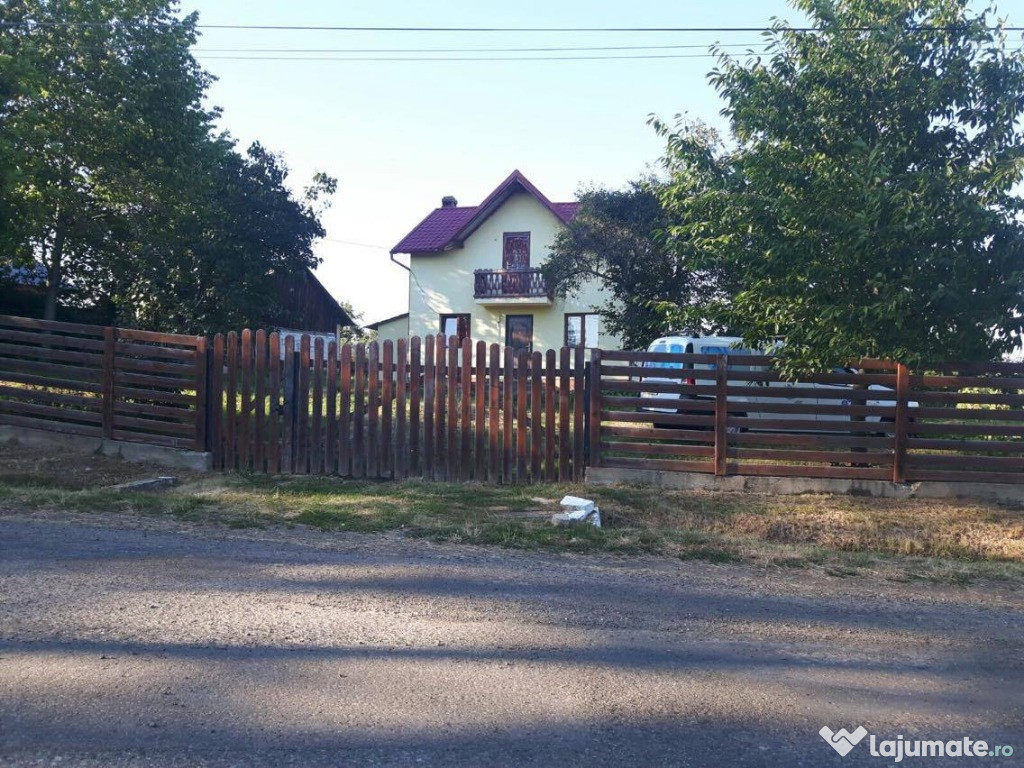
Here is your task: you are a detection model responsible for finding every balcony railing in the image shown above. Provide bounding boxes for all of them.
[473,268,552,299]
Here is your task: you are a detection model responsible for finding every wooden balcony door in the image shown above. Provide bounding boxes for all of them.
[502,232,530,295]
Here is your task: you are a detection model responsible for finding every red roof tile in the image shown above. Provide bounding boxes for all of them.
[391,170,579,254]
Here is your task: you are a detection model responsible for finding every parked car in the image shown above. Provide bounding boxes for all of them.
[638,335,914,432]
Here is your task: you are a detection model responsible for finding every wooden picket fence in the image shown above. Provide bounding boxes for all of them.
[0,315,206,449]
[208,331,589,482]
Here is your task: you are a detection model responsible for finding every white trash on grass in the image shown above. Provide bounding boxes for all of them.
[551,495,601,527]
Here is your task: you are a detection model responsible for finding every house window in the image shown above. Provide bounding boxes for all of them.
[505,315,534,352]
[439,313,471,342]
[565,313,600,348]
[502,232,531,271]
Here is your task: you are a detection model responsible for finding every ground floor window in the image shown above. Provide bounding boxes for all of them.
[565,313,600,348]
[439,313,470,342]
[505,314,534,352]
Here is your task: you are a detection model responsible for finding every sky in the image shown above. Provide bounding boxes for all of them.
[177,0,1020,327]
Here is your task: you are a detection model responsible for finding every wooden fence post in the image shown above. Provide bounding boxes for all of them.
[102,326,115,440]
[893,361,909,484]
[588,348,602,470]
[194,335,208,452]
[714,354,728,476]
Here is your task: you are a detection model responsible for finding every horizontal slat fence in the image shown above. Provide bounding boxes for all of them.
[597,351,1024,484]
[0,315,206,449]
[210,333,589,483]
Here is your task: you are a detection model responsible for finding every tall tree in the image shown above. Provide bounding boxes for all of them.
[654,0,1024,371]
[541,180,724,350]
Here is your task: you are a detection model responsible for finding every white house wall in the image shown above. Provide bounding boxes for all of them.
[407,192,620,353]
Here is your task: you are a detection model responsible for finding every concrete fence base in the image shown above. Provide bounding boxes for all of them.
[586,466,1024,506]
[0,425,213,472]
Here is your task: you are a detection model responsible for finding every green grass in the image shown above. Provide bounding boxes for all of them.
[1,472,1023,584]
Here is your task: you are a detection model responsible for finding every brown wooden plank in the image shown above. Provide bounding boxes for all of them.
[723,401,893,418]
[0,399,103,425]
[516,349,528,482]
[111,369,194,390]
[211,333,225,469]
[602,410,714,427]
[338,344,352,477]
[603,426,715,443]
[251,330,266,471]
[503,346,514,483]
[714,354,727,476]
[588,349,602,471]
[602,456,714,474]
[381,340,394,479]
[114,400,191,421]
[0,385,100,410]
[0,341,103,367]
[110,430,191,449]
[7,354,106,385]
[238,330,253,472]
[409,337,422,478]
[113,328,202,346]
[111,356,196,377]
[573,346,585,480]
[728,417,891,434]
[435,335,447,481]
[558,347,570,482]
[474,340,486,481]
[194,335,208,452]
[444,337,456,481]
[460,337,472,481]
[282,335,295,474]
[225,331,238,471]
[488,343,500,483]
[112,340,196,361]
[311,337,325,475]
[267,332,281,474]
[102,327,115,440]
[530,351,543,481]
[907,437,1024,452]
[910,373,1024,389]
[733,431,890,449]
[0,412,104,438]
[296,335,311,474]
[326,341,338,475]
[602,440,716,458]
[422,335,435,480]
[728,447,892,465]
[0,314,106,335]
[904,454,1024,471]
[107,414,194,436]
[728,463,892,480]
[601,350,719,364]
[544,349,556,482]
[353,343,367,478]
[395,338,407,479]
[0,327,105,351]
[367,342,380,478]
[913,406,1024,422]
[908,421,1024,437]
[913,390,1024,406]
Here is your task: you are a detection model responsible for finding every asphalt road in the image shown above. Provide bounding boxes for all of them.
[1,513,1022,767]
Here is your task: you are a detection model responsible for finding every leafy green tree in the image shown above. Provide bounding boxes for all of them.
[1,0,338,332]
[542,180,724,350]
[653,0,1024,371]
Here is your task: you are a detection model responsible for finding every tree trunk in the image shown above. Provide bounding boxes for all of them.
[43,223,66,321]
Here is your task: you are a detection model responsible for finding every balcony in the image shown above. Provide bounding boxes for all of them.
[473,268,553,307]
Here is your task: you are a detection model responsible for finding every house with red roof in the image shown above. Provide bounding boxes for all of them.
[387,170,618,354]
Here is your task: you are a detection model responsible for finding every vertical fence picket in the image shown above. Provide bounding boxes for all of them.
[409,337,421,478]
[503,346,514,483]
[395,338,407,479]
[253,329,267,472]
[311,338,324,475]
[239,329,252,471]
[353,343,366,478]
[225,331,238,471]
[530,351,542,481]
[544,349,556,482]
[516,350,528,482]
[267,332,281,474]
[326,341,338,475]
[367,342,380,478]
[195,335,208,453]
[102,326,115,440]
[381,340,394,479]
[572,346,585,481]
[434,335,446,481]
[588,348,602,471]
[296,335,311,474]
[423,335,435,480]
[211,333,225,468]
[447,337,458,481]
[558,347,570,482]
[488,344,500,483]
[282,335,294,473]
[460,337,472,480]
[339,344,352,477]
[894,362,909,484]
[475,340,486,481]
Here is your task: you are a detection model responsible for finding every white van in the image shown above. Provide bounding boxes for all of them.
[640,335,907,430]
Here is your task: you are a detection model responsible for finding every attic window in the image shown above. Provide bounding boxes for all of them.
[502,232,530,270]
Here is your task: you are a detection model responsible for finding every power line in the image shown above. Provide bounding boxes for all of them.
[192,42,767,54]
[194,52,762,62]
